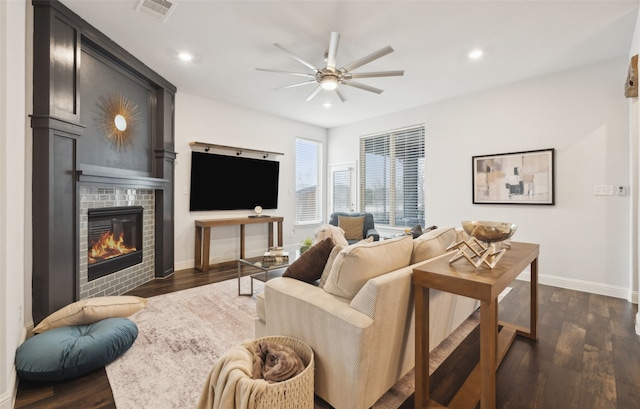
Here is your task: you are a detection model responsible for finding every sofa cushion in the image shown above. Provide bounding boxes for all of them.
[410,227,458,264]
[338,216,365,241]
[318,244,345,288]
[33,296,147,334]
[283,238,334,283]
[323,235,413,299]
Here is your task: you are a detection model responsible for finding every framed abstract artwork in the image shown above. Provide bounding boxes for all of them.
[472,148,555,205]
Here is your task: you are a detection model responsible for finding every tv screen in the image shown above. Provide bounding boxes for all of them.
[189,152,280,211]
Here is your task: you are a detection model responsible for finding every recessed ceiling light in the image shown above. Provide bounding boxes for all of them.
[468,49,484,60]
[178,52,194,62]
[323,102,332,108]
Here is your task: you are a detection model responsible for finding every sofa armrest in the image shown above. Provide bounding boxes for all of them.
[366,228,380,241]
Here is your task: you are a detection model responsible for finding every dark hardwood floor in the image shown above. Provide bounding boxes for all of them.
[15,265,640,409]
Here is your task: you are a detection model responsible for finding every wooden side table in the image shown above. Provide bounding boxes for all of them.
[413,241,539,409]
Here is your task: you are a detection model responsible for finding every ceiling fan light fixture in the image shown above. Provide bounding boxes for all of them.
[258,32,402,102]
[321,76,339,90]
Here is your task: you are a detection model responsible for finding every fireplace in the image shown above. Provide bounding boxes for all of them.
[87,206,144,281]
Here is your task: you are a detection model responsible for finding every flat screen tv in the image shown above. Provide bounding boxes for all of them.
[189,152,280,211]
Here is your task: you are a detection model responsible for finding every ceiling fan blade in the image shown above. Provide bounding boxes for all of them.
[275,80,318,90]
[342,80,384,94]
[341,46,394,73]
[305,85,323,102]
[335,87,347,102]
[326,32,340,69]
[345,70,404,79]
[273,43,318,72]
[256,68,316,78]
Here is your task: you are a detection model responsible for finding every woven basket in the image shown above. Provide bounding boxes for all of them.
[252,335,315,409]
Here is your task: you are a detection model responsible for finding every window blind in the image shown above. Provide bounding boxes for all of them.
[332,168,352,213]
[359,125,425,228]
[295,138,321,224]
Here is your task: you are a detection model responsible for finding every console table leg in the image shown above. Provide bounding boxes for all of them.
[414,285,430,409]
[480,299,498,408]
[195,226,203,271]
[202,227,211,272]
[530,257,539,340]
[268,223,274,249]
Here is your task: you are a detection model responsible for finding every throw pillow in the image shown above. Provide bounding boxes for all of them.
[318,244,345,288]
[33,296,147,334]
[283,238,335,283]
[323,235,413,299]
[314,223,349,247]
[410,224,423,238]
[338,216,364,241]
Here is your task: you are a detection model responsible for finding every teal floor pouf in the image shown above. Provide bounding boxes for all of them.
[16,317,138,382]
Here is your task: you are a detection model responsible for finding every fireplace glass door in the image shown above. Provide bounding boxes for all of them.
[87,206,143,281]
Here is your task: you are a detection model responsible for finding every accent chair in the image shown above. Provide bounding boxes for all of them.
[328,212,379,244]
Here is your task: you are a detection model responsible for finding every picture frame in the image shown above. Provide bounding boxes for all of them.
[472,148,554,205]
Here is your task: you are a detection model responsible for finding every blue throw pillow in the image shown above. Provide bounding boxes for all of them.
[16,317,138,382]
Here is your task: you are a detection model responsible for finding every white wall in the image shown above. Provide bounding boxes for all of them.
[173,92,327,270]
[329,59,633,300]
[0,1,27,408]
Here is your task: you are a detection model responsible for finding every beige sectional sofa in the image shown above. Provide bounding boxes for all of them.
[254,227,479,409]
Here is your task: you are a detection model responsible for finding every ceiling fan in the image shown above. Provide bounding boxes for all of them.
[256,32,404,102]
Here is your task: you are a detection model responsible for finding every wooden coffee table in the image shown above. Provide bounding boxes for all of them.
[412,241,539,409]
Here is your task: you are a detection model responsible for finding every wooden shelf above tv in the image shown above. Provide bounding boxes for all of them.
[189,142,283,159]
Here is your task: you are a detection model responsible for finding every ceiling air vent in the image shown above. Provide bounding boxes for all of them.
[135,0,176,23]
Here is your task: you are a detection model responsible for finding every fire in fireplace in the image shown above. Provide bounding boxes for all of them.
[87,206,144,281]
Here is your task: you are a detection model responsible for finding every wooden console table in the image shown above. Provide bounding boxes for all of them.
[413,241,539,409]
[194,216,284,272]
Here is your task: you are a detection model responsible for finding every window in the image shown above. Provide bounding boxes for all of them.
[329,162,356,214]
[295,138,322,224]
[359,125,425,228]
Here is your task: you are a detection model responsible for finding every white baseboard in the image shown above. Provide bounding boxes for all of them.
[636,312,640,335]
[516,271,636,301]
[0,327,26,409]
[174,259,194,272]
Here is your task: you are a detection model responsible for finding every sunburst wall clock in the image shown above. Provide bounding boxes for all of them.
[96,94,141,151]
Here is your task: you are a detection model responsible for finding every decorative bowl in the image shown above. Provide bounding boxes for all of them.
[461,221,518,243]
[270,246,285,255]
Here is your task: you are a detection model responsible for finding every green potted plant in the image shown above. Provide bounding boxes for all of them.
[300,237,313,254]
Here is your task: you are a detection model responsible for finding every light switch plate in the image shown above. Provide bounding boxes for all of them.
[594,185,614,196]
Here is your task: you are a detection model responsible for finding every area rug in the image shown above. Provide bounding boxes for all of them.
[106,278,511,409]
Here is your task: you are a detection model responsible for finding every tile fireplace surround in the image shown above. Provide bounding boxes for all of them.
[79,186,155,299]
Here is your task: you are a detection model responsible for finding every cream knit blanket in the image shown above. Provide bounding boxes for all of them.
[196,340,268,409]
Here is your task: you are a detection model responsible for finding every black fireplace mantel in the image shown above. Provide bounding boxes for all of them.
[77,169,169,189]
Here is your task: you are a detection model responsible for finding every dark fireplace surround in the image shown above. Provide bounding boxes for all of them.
[31,0,177,324]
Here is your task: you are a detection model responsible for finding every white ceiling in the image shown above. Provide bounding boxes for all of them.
[59,0,640,129]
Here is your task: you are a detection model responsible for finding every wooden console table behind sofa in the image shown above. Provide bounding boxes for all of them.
[194,216,284,272]
[413,241,539,409]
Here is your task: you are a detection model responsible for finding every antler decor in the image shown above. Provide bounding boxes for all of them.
[447,221,518,269]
